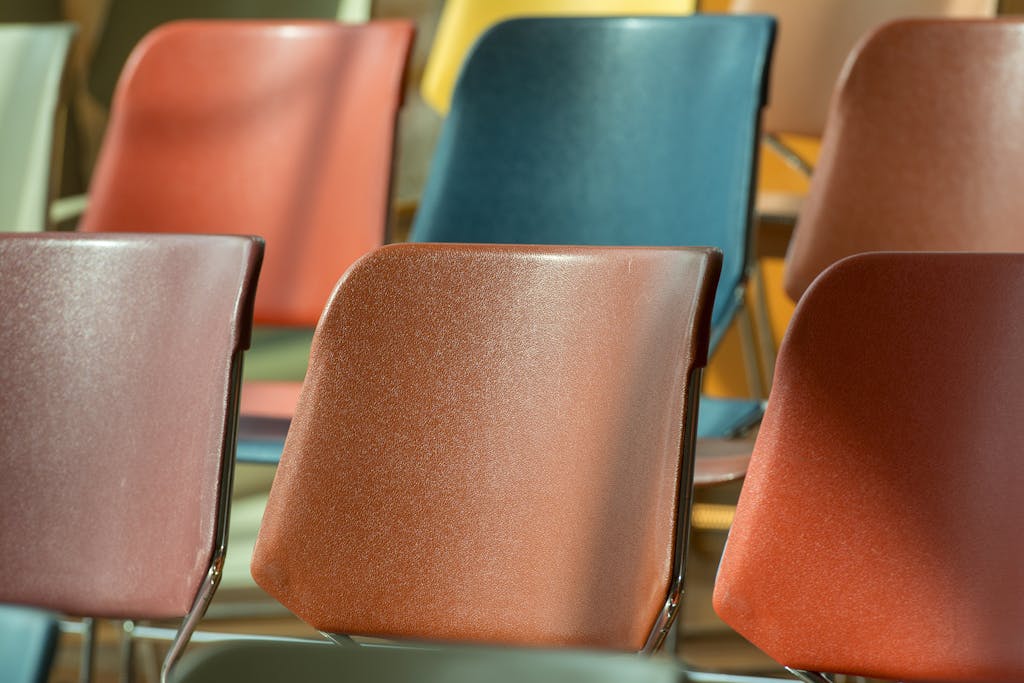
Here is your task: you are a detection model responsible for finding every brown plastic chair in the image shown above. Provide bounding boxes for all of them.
[252,243,722,652]
[714,252,1024,683]
[0,233,262,683]
[77,19,414,458]
[729,0,996,140]
[784,18,1024,301]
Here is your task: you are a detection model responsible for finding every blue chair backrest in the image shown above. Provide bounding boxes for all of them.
[411,15,775,339]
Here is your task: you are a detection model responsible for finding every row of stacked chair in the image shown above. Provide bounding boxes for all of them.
[2,9,1024,683]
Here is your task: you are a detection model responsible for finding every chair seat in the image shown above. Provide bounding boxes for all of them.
[693,438,755,487]
[237,381,303,464]
[697,395,764,439]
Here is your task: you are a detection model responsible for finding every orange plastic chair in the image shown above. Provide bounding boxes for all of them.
[78,20,414,461]
[420,0,697,115]
[785,18,1024,302]
[714,252,1024,683]
[0,233,262,683]
[253,243,721,652]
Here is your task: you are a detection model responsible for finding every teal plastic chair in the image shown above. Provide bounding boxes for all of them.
[409,16,776,441]
[0,23,75,231]
[0,606,57,683]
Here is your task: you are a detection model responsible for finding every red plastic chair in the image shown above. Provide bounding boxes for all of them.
[0,233,262,683]
[78,20,414,459]
[714,252,1024,683]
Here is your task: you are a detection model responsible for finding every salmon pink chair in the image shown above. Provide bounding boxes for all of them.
[77,20,414,463]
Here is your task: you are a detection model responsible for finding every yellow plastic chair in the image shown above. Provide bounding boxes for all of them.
[421,0,697,115]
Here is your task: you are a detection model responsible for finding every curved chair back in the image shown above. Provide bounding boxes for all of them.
[728,0,996,138]
[0,23,75,231]
[420,0,697,114]
[714,252,1024,683]
[0,233,262,680]
[80,20,413,326]
[252,243,721,652]
[411,16,773,342]
[85,1,371,111]
[784,18,1024,301]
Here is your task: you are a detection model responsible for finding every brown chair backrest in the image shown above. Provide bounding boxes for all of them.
[0,233,261,620]
[784,18,1024,301]
[252,243,721,652]
[80,20,413,326]
[714,252,1024,683]
[728,1,996,138]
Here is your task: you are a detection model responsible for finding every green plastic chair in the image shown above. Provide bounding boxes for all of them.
[170,640,683,683]
[0,23,75,231]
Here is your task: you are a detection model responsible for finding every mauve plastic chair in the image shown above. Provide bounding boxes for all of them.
[420,0,697,115]
[714,252,1024,683]
[169,640,683,683]
[0,23,75,231]
[252,243,721,652]
[0,233,263,683]
[784,18,1024,302]
[77,20,414,463]
[409,16,774,457]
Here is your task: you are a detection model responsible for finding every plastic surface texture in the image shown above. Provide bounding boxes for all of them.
[729,0,996,137]
[420,0,697,114]
[0,233,262,619]
[0,606,58,683]
[86,1,372,109]
[411,16,773,339]
[0,23,75,231]
[714,252,1024,683]
[170,639,683,683]
[80,20,413,326]
[785,18,1024,301]
[253,243,721,651]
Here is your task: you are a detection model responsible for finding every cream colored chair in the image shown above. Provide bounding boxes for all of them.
[421,0,697,115]
[0,23,75,231]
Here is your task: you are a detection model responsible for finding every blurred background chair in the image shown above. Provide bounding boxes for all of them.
[252,243,720,652]
[714,252,1024,683]
[784,17,1024,301]
[0,23,75,231]
[419,0,697,115]
[0,233,262,683]
[715,0,998,391]
[76,19,413,461]
[409,16,775,479]
[47,0,372,215]
[170,640,685,683]
[692,16,1024,491]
